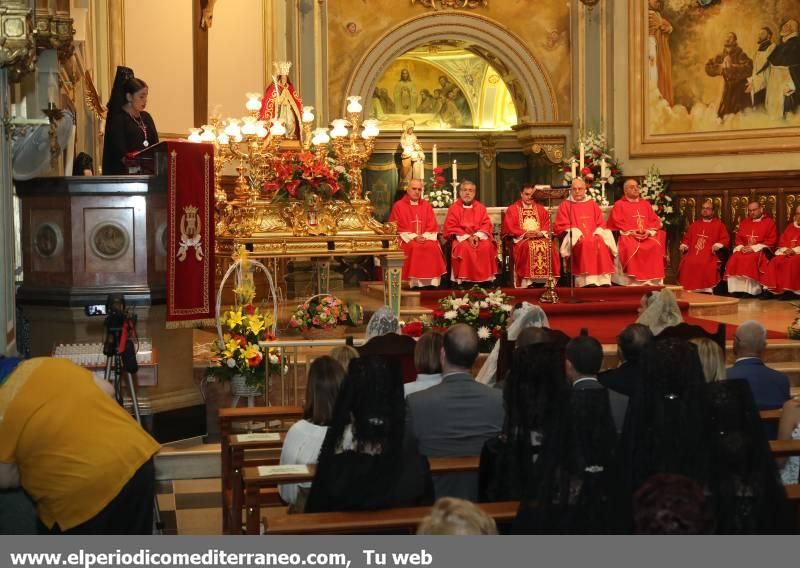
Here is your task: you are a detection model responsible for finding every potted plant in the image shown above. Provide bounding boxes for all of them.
[288,294,350,340]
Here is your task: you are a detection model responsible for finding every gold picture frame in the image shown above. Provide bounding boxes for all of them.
[629,1,800,157]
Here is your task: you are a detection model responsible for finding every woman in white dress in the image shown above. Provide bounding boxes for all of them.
[278,356,344,510]
[476,302,550,385]
[778,397,800,485]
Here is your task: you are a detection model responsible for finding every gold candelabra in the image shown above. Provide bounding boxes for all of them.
[328,97,380,199]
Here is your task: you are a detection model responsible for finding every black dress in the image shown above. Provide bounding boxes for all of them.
[102,110,158,175]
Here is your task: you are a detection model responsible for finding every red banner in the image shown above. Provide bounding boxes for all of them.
[165,141,216,328]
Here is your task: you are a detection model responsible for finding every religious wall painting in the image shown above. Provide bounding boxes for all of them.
[630,0,800,156]
[367,45,517,131]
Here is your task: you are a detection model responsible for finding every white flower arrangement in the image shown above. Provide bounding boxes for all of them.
[562,130,623,206]
[427,188,454,209]
[431,286,514,351]
[640,166,676,226]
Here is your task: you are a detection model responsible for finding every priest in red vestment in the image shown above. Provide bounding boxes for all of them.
[259,61,303,141]
[443,181,497,284]
[762,204,800,297]
[389,178,446,288]
[553,178,617,287]
[502,184,561,288]
[677,199,731,293]
[607,179,666,286]
[724,199,778,296]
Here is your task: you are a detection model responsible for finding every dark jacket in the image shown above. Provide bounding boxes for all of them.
[726,358,790,410]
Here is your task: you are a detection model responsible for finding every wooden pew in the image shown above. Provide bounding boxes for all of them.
[219,406,302,533]
[264,500,519,535]
[240,456,480,535]
[760,409,782,424]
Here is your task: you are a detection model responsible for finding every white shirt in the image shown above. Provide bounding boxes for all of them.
[404,373,443,397]
[278,419,328,505]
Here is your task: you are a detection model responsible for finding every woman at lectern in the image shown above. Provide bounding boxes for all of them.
[102,66,159,175]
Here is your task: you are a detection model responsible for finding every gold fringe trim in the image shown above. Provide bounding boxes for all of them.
[165,318,216,330]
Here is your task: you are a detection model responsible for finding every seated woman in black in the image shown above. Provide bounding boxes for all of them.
[102,67,158,175]
[305,355,433,513]
[479,342,568,502]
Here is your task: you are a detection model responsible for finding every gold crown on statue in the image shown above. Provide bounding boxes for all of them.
[273,61,292,76]
[184,205,198,214]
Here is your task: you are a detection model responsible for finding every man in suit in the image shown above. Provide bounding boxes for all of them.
[727,320,789,410]
[566,335,628,433]
[406,323,503,500]
[599,323,654,397]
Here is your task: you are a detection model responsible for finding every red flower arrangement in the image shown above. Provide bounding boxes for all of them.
[263,151,351,202]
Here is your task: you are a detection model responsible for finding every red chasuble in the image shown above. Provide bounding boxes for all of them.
[677,217,730,291]
[761,223,800,293]
[607,198,666,282]
[443,199,498,283]
[389,195,446,285]
[724,216,777,285]
[553,198,615,284]
[502,200,560,287]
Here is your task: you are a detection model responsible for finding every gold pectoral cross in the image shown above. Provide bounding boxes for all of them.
[747,230,759,245]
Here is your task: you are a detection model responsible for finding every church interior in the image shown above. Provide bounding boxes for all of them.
[1,0,800,535]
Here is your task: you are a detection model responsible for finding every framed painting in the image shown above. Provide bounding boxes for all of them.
[629,1,800,157]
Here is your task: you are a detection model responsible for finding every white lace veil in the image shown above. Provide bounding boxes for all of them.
[475,302,550,384]
[635,288,683,335]
[365,305,400,340]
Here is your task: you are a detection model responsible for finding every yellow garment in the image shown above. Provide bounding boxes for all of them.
[0,358,160,530]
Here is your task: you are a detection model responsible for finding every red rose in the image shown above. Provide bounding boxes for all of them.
[458,304,470,311]
[432,309,444,319]
[247,352,262,368]
[479,309,490,319]
[581,167,592,176]
[433,167,444,175]
[402,321,424,337]
[232,334,247,347]
[491,328,502,338]
[244,304,256,315]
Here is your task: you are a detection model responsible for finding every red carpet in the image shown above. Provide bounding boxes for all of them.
[417,286,781,344]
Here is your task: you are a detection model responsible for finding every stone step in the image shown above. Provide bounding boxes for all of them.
[363,282,421,307]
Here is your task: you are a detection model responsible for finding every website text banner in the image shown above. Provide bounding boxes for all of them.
[0,536,794,568]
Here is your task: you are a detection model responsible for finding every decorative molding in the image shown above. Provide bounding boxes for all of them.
[411,0,488,9]
[528,142,564,165]
[34,5,75,60]
[0,1,37,81]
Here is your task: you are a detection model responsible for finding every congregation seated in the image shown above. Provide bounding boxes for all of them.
[443,180,498,286]
[305,356,434,513]
[404,331,444,397]
[279,356,343,511]
[358,306,417,383]
[677,198,730,293]
[388,178,446,288]
[476,302,550,385]
[502,184,561,288]
[416,497,498,535]
[607,179,666,286]
[726,320,789,411]
[703,379,794,533]
[513,386,621,534]
[329,345,359,373]
[479,342,568,503]
[762,203,800,299]
[724,199,777,297]
[599,323,653,397]
[689,337,726,383]
[635,288,683,335]
[554,178,616,287]
[406,324,503,501]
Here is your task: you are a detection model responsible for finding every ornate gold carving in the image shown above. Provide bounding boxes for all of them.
[34,9,75,60]
[177,205,204,262]
[411,0,488,9]
[479,136,497,168]
[0,2,36,81]
[758,194,777,220]
[731,196,749,233]
[787,194,799,221]
[529,143,564,165]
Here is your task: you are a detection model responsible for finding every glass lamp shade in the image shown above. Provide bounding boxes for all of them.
[302,106,315,123]
[312,127,330,145]
[217,133,230,145]
[255,121,269,138]
[224,119,241,137]
[241,116,258,136]
[187,128,202,143]
[269,119,287,136]
[346,96,363,114]
[362,119,380,139]
[245,92,262,112]
[200,125,216,142]
[329,119,349,138]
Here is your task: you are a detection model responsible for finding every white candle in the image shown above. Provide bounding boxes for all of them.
[601,157,608,179]
[452,160,457,181]
[433,144,438,170]
[579,143,585,169]
[571,158,577,179]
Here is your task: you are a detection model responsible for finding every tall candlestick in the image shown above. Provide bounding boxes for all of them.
[579,143,585,169]
[433,144,437,170]
[601,157,608,179]
[571,158,577,179]
[452,159,457,182]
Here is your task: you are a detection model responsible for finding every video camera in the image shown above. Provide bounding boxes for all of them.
[101,293,139,374]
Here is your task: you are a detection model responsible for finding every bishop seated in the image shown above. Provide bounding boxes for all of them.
[389,179,447,288]
[607,178,666,286]
[724,199,777,297]
[502,184,561,288]
[443,180,498,285]
[553,178,616,287]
